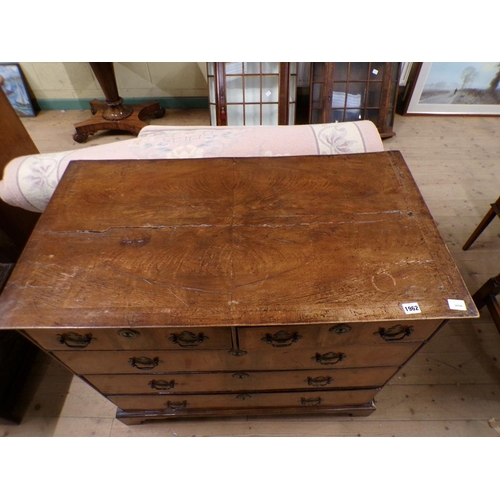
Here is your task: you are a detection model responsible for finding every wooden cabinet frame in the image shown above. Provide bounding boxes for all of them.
[208,62,297,126]
[308,62,400,138]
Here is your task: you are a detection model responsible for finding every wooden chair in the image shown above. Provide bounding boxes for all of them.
[463,196,500,250]
[465,197,500,333]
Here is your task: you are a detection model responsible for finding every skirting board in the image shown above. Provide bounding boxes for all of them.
[35,96,209,111]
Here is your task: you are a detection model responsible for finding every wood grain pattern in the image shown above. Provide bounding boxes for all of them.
[108,388,380,412]
[54,342,422,374]
[24,326,232,351]
[85,366,398,395]
[0,152,478,329]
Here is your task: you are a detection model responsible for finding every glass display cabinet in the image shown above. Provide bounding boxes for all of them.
[309,62,400,138]
[207,62,297,126]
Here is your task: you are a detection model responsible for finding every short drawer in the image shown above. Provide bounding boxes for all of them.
[319,319,443,345]
[23,327,232,351]
[237,320,442,350]
[108,388,380,412]
[56,342,421,375]
[85,366,397,395]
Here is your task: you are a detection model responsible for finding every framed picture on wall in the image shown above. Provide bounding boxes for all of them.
[397,62,421,115]
[0,63,36,117]
[405,62,500,115]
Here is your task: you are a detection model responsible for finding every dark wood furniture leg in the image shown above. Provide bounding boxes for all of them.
[0,89,41,424]
[73,62,165,143]
[463,196,500,250]
[472,273,500,333]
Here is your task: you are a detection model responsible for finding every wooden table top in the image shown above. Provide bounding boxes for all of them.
[0,151,478,328]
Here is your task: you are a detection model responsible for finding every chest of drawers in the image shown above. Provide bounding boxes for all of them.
[0,152,478,424]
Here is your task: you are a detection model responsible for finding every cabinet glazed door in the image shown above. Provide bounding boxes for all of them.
[309,62,400,138]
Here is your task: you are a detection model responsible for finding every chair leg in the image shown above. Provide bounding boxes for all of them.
[472,276,500,335]
[463,196,500,250]
[472,273,500,310]
[486,295,500,334]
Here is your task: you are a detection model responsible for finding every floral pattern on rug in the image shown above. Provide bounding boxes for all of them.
[1,122,383,212]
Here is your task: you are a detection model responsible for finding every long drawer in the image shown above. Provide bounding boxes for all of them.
[238,320,442,350]
[23,327,233,351]
[85,366,397,395]
[56,342,421,375]
[108,388,380,412]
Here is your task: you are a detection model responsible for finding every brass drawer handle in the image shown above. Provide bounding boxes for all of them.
[376,324,414,342]
[169,331,208,348]
[301,397,323,406]
[328,323,352,335]
[307,376,333,387]
[262,330,302,348]
[233,372,250,380]
[165,400,187,410]
[313,352,345,365]
[128,356,159,370]
[149,379,176,390]
[57,332,93,349]
[118,328,140,339]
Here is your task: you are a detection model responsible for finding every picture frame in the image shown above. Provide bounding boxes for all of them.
[398,62,414,86]
[0,63,37,117]
[396,62,422,115]
[405,62,500,115]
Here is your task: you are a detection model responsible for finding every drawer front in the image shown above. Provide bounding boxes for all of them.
[56,342,421,375]
[23,327,232,351]
[108,388,380,412]
[85,366,398,395]
[238,320,442,350]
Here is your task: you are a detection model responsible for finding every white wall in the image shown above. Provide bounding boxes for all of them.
[19,62,209,101]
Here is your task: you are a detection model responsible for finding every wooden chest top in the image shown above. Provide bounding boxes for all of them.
[0,151,478,328]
